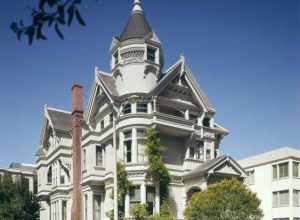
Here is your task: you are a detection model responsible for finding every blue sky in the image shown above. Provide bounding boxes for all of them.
[0,0,299,166]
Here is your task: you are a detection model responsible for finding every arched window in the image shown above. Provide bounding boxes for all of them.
[47,166,52,184]
[187,187,201,201]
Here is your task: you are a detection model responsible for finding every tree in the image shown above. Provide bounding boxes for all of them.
[184,178,263,220]
[10,0,87,45]
[0,174,40,220]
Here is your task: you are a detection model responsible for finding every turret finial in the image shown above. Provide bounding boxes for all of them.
[132,0,143,14]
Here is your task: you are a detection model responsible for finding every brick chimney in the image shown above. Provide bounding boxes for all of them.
[71,84,83,220]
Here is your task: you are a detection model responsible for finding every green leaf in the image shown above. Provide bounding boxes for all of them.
[75,9,86,26]
[67,5,75,26]
[17,31,23,41]
[10,22,18,33]
[37,25,47,40]
[48,17,55,27]
[39,0,47,9]
[55,23,64,40]
[57,5,65,24]
[25,26,35,45]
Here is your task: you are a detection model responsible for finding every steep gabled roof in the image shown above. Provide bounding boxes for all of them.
[46,107,72,132]
[97,71,119,97]
[150,57,215,113]
[184,155,247,179]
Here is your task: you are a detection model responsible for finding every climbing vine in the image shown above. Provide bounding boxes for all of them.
[117,162,132,219]
[144,128,171,202]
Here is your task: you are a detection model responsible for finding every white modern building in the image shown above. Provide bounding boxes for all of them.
[0,162,37,193]
[36,1,247,220]
[239,147,300,220]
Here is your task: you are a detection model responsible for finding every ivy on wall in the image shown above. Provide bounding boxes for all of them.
[144,128,171,202]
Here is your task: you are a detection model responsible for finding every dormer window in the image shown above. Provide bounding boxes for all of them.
[122,103,132,115]
[114,51,119,65]
[147,47,156,63]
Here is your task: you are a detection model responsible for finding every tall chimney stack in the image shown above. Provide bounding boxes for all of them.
[71,84,83,220]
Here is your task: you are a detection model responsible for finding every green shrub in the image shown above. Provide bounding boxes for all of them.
[130,204,148,220]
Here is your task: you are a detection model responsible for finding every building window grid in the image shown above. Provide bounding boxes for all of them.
[273,162,289,180]
[293,190,300,207]
[273,190,290,208]
[293,161,300,178]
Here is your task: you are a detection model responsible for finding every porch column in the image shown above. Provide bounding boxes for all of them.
[185,109,190,120]
[141,183,146,204]
[147,102,152,114]
[155,184,160,214]
[153,97,157,112]
[125,193,130,218]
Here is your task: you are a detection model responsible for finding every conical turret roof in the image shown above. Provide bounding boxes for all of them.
[119,0,152,41]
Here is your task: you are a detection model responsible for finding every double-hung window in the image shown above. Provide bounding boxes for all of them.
[273,162,289,180]
[96,145,104,167]
[293,161,300,178]
[246,170,255,185]
[279,162,289,178]
[124,131,132,163]
[93,195,102,220]
[137,129,146,163]
[122,103,132,115]
[273,190,290,207]
[147,47,156,63]
[130,186,141,210]
[189,141,204,160]
[137,102,148,113]
[206,149,211,160]
[293,190,300,207]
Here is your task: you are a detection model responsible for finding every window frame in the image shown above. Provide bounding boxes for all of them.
[293,189,300,207]
[124,130,133,163]
[96,145,104,167]
[122,103,132,115]
[136,102,148,113]
[147,47,156,63]
[293,161,300,178]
